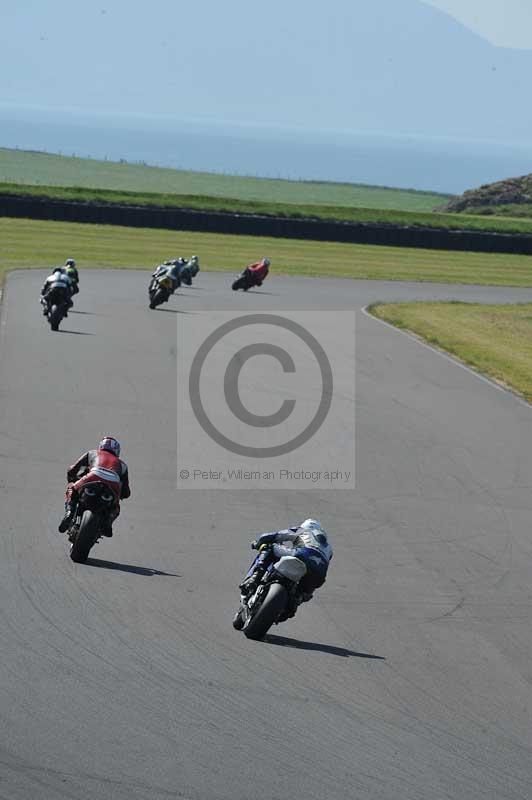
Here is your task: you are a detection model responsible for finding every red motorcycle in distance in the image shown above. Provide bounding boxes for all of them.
[232,258,270,291]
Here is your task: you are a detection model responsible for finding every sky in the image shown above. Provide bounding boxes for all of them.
[3,0,531,142]
[423,0,532,48]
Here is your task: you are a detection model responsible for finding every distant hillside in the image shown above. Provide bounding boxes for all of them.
[0,148,447,213]
[443,175,532,217]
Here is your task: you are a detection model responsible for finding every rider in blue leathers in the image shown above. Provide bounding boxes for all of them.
[238,519,333,618]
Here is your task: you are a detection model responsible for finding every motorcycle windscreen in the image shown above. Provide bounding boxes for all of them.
[273,556,307,582]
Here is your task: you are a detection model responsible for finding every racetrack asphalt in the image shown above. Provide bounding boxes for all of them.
[1,269,532,800]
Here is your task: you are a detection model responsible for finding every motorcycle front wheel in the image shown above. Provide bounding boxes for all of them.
[232,275,248,291]
[149,288,168,309]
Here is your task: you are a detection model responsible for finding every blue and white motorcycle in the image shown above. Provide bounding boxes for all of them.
[233,543,307,639]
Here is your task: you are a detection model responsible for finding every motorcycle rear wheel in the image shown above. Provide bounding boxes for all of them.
[70,509,98,563]
[243,583,288,640]
[49,304,62,331]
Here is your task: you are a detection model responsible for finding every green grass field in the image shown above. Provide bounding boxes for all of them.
[3,217,532,289]
[369,301,532,402]
[0,147,448,211]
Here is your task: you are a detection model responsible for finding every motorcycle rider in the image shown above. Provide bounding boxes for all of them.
[58,437,131,538]
[150,258,185,294]
[187,255,200,277]
[160,256,192,286]
[244,257,270,287]
[235,518,332,627]
[63,259,79,296]
[177,258,193,286]
[40,267,72,315]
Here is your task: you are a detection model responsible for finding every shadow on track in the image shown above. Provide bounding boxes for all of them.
[155,308,192,314]
[265,634,385,660]
[241,290,279,296]
[86,557,181,576]
[69,310,97,315]
[59,330,95,335]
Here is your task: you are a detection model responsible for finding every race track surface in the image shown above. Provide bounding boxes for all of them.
[1,270,532,800]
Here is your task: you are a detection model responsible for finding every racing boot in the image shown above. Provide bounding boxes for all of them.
[238,575,258,595]
[239,567,264,596]
[58,501,76,533]
[286,592,313,620]
[232,607,245,630]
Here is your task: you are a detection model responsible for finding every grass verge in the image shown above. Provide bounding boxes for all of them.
[369,301,532,402]
[3,217,532,289]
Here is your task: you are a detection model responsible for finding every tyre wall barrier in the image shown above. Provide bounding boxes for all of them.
[1,194,531,255]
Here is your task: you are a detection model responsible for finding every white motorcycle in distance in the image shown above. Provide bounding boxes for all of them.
[148,263,180,309]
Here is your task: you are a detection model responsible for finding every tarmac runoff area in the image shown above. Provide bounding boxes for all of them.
[1,269,532,800]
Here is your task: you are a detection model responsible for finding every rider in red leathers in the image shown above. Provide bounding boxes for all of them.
[245,257,270,286]
[58,437,131,537]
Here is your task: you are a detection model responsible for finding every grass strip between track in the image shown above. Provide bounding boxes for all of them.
[369,301,532,403]
[3,218,532,289]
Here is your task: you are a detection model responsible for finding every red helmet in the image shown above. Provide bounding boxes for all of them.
[98,436,121,457]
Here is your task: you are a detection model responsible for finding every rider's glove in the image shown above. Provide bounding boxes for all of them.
[252,532,278,550]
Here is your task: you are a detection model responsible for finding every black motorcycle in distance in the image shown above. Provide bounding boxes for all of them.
[41,287,70,331]
[67,482,116,562]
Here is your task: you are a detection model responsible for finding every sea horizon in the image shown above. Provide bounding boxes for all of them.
[1,105,531,195]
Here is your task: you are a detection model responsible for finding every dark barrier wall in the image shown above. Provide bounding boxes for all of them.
[1,194,532,255]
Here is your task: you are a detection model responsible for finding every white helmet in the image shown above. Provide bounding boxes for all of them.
[300,518,329,546]
[297,518,332,560]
